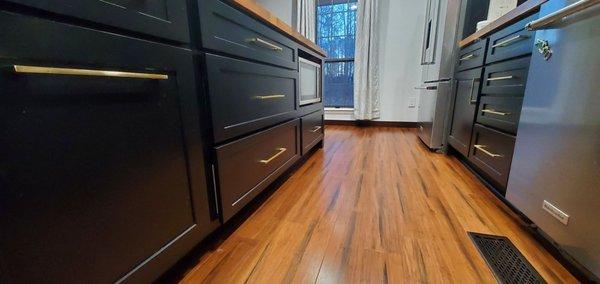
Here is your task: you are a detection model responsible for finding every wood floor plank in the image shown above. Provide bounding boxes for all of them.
[178,126,577,284]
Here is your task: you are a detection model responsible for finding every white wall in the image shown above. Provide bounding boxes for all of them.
[375,0,428,122]
[254,0,295,27]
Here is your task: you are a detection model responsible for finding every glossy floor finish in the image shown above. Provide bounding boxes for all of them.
[179,125,576,283]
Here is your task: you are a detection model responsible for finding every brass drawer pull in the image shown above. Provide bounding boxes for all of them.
[481,109,510,116]
[309,126,322,133]
[254,94,285,100]
[259,148,287,164]
[459,53,476,61]
[487,75,516,81]
[491,35,529,48]
[247,37,283,52]
[474,145,503,158]
[12,65,168,80]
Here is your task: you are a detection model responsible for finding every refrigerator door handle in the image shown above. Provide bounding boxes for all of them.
[526,0,600,30]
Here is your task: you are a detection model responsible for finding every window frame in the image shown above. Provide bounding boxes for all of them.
[315,0,358,108]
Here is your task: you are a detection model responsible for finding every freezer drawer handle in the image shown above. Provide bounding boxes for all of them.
[491,35,529,48]
[526,0,600,31]
[259,148,287,164]
[487,75,516,81]
[474,145,504,158]
[414,86,438,90]
[12,65,168,80]
[459,53,476,61]
[247,37,283,52]
[254,94,286,100]
[481,109,510,116]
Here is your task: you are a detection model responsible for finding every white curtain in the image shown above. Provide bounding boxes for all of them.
[296,0,316,41]
[353,0,380,120]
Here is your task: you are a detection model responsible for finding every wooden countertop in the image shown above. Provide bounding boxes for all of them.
[459,0,547,48]
[227,0,327,57]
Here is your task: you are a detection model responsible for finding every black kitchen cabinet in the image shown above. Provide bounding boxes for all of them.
[0,11,216,283]
[2,0,190,43]
[448,67,483,157]
[450,8,538,195]
[195,0,325,226]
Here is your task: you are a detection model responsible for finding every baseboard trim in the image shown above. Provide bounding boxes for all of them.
[325,120,417,128]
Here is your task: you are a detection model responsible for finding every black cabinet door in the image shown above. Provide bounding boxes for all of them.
[0,11,214,283]
[3,0,190,43]
[448,68,483,157]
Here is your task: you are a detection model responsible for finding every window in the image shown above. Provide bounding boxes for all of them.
[316,0,358,108]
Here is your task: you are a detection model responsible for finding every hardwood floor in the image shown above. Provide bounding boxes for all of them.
[179,125,576,283]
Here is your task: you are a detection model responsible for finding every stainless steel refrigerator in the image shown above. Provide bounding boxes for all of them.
[506,0,600,279]
[417,0,462,150]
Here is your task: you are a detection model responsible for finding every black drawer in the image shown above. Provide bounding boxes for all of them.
[301,110,324,154]
[469,124,516,190]
[197,0,298,69]
[215,119,300,222]
[456,39,487,71]
[0,11,214,283]
[4,0,190,43]
[486,13,537,64]
[477,96,523,134]
[205,54,298,143]
[482,57,530,96]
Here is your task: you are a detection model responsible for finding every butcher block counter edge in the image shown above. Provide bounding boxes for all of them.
[459,0,547,48]
[226,0,327,57]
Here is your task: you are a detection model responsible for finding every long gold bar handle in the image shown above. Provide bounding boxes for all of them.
[254,94,286,100]
[487,75,515,81]
[309,126,322,133]
[12,65,168,80]
[247,37,283,52]
[259,148,287,164]
[481,109,510,116]
[459,54,476,61]
[474,145,503,158]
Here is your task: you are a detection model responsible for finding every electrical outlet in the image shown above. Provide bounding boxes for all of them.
[543,200,570,225]
[408,97,417,108]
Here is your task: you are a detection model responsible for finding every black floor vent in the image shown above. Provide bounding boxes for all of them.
[469,232,546,284]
